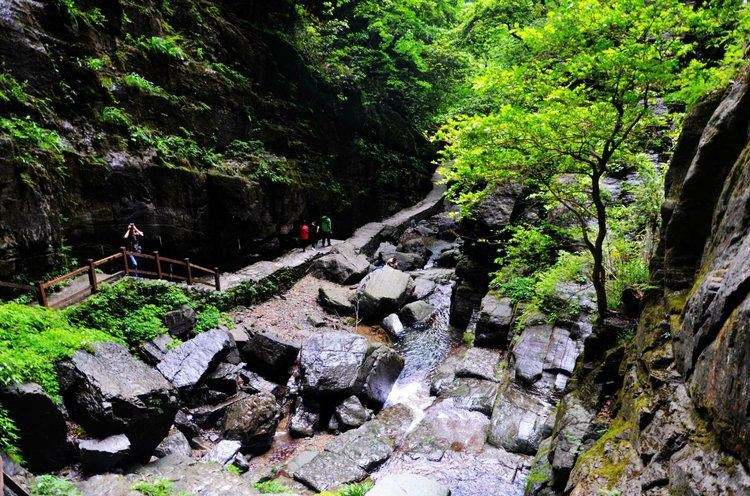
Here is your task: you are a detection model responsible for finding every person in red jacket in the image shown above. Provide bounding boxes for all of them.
[300,221,310,251]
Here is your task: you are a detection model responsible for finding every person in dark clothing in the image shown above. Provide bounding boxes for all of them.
[320,215,332,247]
[123,223,144,276]
[310,221,320,249]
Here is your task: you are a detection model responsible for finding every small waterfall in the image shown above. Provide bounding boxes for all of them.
[385,281,455,431]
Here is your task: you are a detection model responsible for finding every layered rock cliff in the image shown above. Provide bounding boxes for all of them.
[531,65,750,495]
[0,0,433,279]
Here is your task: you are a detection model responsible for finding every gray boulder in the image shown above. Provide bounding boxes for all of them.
[0,383,71,472]
[390,251,426,271]
[241,329,300,378]
[290,398,320,438]
[475,294,513,347]
[439,378,499,417]
[163,305,197,339]
[455,347,500,381]
[550,396,594,482]
[411,276,438,300]
[313,243,371,284]
[369,474,450,496]
[399,300,435,324]
[358,344,405,405]
[58,342,178,462]
[512,324,553,385]
[335,396,373,429]
[154,428,192,458]
[293,451,368,492]
[79,434,131,473]
[157,329,236,394]
[356,266,413,320]
[201,440,241,466]
[223,392,281,453]
[140,334,174,366]
[299,332,369,394]
[381,313,405,340]
[318,286,355,315]
[488,386,554,454]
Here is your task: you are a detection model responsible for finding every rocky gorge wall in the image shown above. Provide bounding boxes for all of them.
[0,0,433,279]
[530,65,750,495]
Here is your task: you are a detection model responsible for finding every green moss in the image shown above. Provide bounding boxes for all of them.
[132,478,188,496]
[100,106,132,129]
[318,481,374,496]
[224,464,242,476]
[574,419,633,489]
[0,118,66,181]
[0,73,30,104]
[57,0,105,28]
[138,36,188,60]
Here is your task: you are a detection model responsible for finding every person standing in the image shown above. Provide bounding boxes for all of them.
[320,214,332,247]
[300,220,310,251]
[310,220,320,249]
[123,223,144,276]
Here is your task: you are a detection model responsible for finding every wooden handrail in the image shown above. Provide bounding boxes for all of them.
[2,250,222,308]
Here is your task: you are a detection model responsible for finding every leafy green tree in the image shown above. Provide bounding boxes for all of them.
[439,0,738,319]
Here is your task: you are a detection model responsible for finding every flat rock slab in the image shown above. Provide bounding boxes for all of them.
[356,266,412,319]
[439,378,499,417]
[312,242,371,284]
[242,329,300,376]
[79,434,131,473]
[299,331,369,394]
[369,474,450,496]
[455,347,501,381]
[318,286,354,314]
[157,329,235,393]
[77,454,261,495]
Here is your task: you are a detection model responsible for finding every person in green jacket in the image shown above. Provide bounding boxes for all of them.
[320,215,332,247]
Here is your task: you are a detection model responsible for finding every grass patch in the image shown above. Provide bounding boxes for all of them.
[132,478,188,496]
[31,475,81,496]
[139,36,188,61]
[100,106,132,129]
[319,481,374,496]
[57,0,105,28]
[0,73,30,105]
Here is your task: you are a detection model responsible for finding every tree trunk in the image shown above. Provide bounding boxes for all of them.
[591,170,609,321]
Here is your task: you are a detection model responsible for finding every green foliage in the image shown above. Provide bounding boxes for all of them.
[462,330,475,347]
[65,278,230,348]
[0,73,30,105]
[604,238,650,311]
[82,57,107,72]
[57,0,105,28]
[100,106,132,129]
[524,460,551,494]
[224,464,242,476]
[132,478,188,496]
[123,73,166,96]
[0,405,20,461]
[31,475,82,496]
[253,479,290,494]
[139,36,188,61]
[0,117,66,185]
[224,140,299,185]
[0,303,115,397]
[194,305,233,333]
[337,481,374,496]
[131,127,220,169]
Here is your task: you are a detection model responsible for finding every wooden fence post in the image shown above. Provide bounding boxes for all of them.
[154,251,162,279]
[87,259,98,294]
[121,246,129,275]
[185,258,193,285]
[36,281,48,307]
[214,267,221,291]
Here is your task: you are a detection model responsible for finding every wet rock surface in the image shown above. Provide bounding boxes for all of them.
[157,329,236,394]
[312,243,371,284]
[356,266,413,319]
[475,294,513,347]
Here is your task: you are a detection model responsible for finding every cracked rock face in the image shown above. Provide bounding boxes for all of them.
[488,386,554,455]
[299,332,370,394]
[58,342,178,463]
[157,329,236,394]
[223,391,281,453]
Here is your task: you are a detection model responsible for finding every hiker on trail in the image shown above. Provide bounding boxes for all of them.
[320,215,332,247]
[123,223,144,276]
[300,220,310,251]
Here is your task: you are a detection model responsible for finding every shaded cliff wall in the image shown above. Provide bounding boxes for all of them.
[0,0,433,278]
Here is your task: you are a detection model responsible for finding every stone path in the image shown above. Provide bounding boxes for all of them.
[220,172,445,291]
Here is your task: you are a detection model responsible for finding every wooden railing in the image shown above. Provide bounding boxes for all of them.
[2,249,220,309]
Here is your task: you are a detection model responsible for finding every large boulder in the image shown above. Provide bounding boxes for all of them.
[241,329,300,379]
[356,266,413,320]
[438,378,499,416]
[154,428,192,459]
[357,344,405,405]
[78,435,131,473]
[488,386,554,454]
[312,243,371,283]
[290,398,320,438]
[0,383,71,472]
[369,474,450,496]
[475,294,513,347]
[381,313,405,340]
[157,329,236,394]
[317,286,355,315]
[223,392,281,453]
[335,396,373,429]
[455,347,501,381]
[58,342,178,462]
[299,332,369,395]
[399,300,435,324]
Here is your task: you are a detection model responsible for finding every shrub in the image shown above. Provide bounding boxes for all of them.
[253,479,291,494]
[0,73,30,104]
[605,238,650,311]
[195,304,233,333]
[0,405,20,461]
[57,0,105,28]
[31,475,81,496]
[337,481,374,496]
